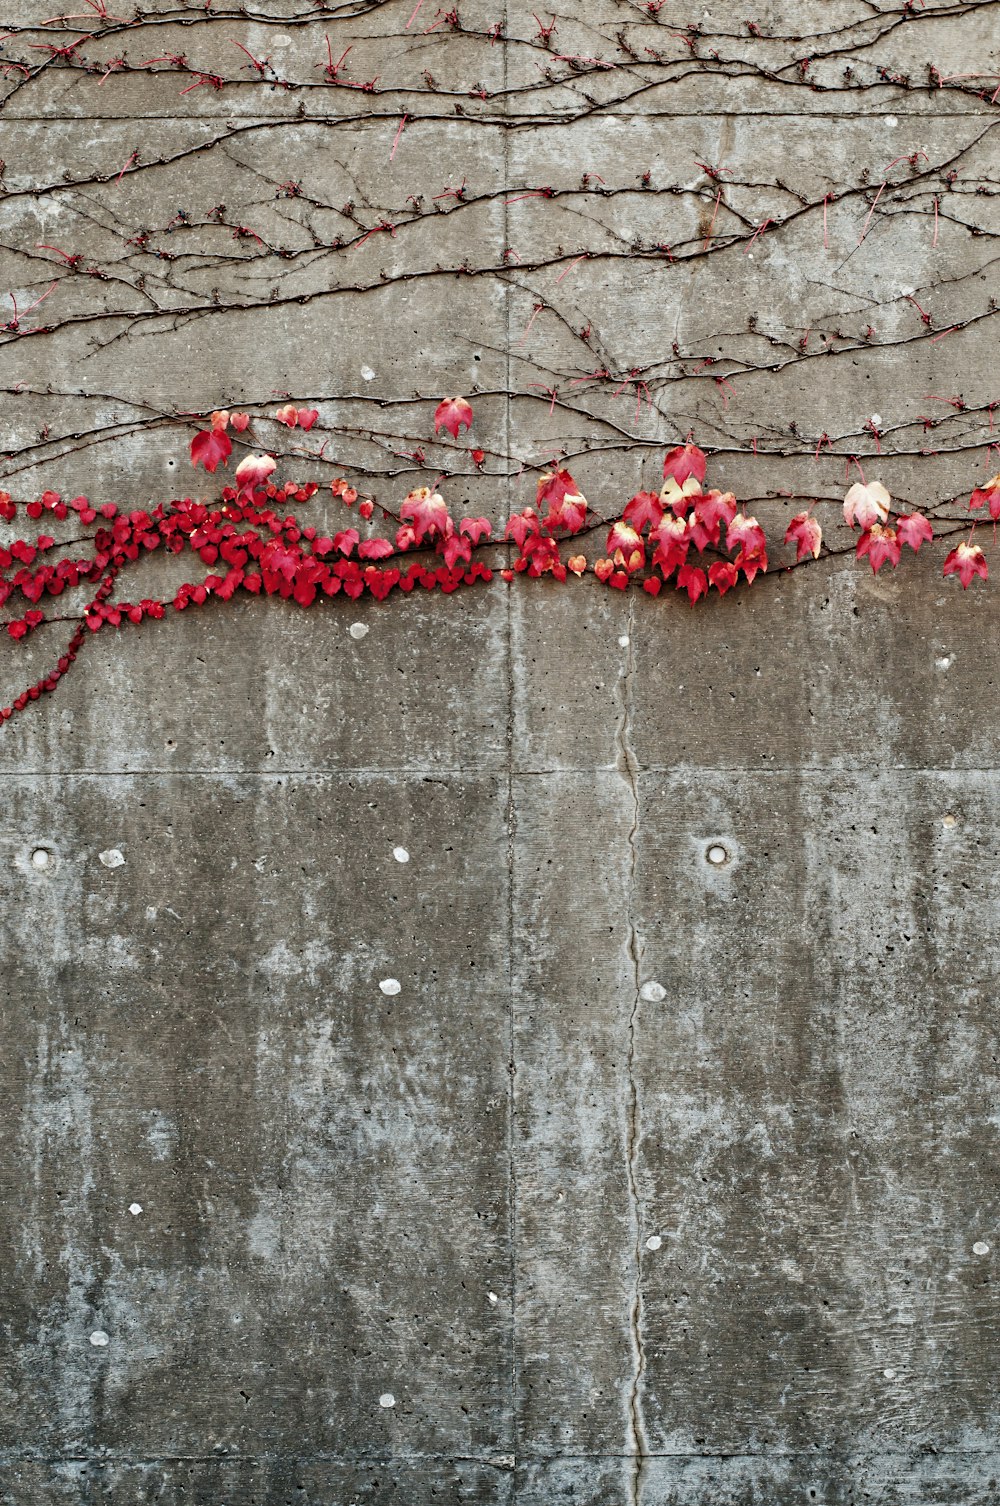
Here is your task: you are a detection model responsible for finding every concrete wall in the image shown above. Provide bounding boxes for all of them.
[2,1,999,1501]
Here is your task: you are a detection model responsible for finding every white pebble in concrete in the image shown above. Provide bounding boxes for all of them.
[487,1291,498,1305]
[379,1393,395,1408]
[640,981,667,1003]
[645,1234,663,1251]
[379,978,401,996]
[30,848,51,870]
[973,1241,990,1256]
[618,635,630,647]
[98,848,125,868]
[361,366,376,381]
[348,622,369,640]
[707,844,728,866]
[89,1330,109,1347]
[883,1368,897,1380]
[129,1203,143,1216]
[393,847,410,863]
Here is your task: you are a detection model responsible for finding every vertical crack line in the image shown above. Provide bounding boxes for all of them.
[615,598,648,1506]
[501,16,518,1497]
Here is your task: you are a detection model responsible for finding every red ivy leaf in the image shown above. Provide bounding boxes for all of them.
[969,473,1000,520]
[691,491,737,551]
[333,529,360,556]
[677,563,708,604]
[857,523,901,573]
[235,453,275,493]
[843,481,891,530]
[943,542,988,588]
[623,491,663,532]
[505,509,540,549]
[784,511,822,561]
[662,443,707,486]
[190,428,232,473]
[358,537,394,560]
[708,560,739,595]
[607,520,643,556]
[400,486,449,540]
[459,516,492,545]
[897,512,933,552]
[434,396,473,439]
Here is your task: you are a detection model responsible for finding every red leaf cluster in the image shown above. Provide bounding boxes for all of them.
[0,401,993,724]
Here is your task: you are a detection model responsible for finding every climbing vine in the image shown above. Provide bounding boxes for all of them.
[0,396,994,723]
[1,2,998,722]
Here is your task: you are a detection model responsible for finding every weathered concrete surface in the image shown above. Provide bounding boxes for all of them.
[1,0,999,1502]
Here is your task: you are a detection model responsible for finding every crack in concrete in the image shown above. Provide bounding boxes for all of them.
[614,596,649,1506]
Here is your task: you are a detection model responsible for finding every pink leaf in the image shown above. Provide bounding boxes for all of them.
[505,509,540,550]
[897,512,933,552]
[784,511,822,561]
[434,396,473,439]
[843,481,890,530]
[969,473,1000,521]
[943,542,988,588]
[234,453,276,494]
[459,516,492,545]
[856,523,901,573]
[607,519,643,556]
[400,486,450,541]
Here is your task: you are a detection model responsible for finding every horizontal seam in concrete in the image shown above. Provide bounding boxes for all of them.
[1,766,996,778]
[4,1449,997,1465]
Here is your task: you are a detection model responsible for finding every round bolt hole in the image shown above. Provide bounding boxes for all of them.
[30,848,52,870]
[706,844,729,866]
